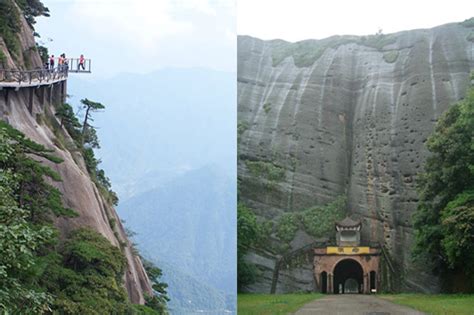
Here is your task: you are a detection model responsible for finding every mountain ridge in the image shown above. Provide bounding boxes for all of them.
[118,165,236,311]
[238,18,470,43]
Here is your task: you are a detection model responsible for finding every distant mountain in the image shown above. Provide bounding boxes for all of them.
[67,69,236,312]
[118,166,236,294]
[68,68,236,198]
[155,259,236,314]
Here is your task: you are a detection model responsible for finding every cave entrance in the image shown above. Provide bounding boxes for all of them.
[333,259,363,294]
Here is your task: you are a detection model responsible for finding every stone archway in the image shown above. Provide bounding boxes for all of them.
[313,242,381,293]
[333,259,364,294]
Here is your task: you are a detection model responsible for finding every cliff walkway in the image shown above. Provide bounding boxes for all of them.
[0,58,91,89]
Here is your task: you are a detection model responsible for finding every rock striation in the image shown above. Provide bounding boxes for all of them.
[238,20,474,293]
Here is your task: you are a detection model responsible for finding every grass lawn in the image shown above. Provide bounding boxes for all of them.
[238,293,322,315]
[381,294,474,315]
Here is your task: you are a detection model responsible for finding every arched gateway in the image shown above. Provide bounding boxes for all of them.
[313,217,381,294]
[333,259,364,293]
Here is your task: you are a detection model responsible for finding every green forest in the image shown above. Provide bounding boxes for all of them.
[0,101,168,313]
[413,75,474,292]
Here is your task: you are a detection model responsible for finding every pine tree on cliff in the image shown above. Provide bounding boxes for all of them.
[55,103,81,140]
[80,98,104,148]
[77,98,118,205]
[16,0,50,27]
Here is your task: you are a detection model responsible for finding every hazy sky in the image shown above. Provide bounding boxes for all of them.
[36,0,236,78]
[238,0,474,42]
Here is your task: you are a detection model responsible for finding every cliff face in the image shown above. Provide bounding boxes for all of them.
[0,10,152,304]
[238,21,474,293]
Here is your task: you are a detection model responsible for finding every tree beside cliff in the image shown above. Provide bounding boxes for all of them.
[414,77,474,292]
[237,203,260,291]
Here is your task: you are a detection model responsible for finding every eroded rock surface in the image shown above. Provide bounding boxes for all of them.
[238,21,474,293]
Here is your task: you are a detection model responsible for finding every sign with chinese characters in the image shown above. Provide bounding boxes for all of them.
[326,246,370,254]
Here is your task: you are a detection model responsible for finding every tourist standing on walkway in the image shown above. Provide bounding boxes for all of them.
[63,54,69,72]
[58,54,64,71]
[49,55,55,70]
[78,54,85,71]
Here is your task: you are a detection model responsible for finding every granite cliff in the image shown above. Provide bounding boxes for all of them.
[238,19,474,293]
[0,3,153,305]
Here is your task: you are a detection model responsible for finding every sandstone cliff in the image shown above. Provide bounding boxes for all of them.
[238,20,474,293]
[0,7,153,304]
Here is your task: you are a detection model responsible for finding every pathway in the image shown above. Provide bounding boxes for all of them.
[294,295,426,315]
[0,58,91,89]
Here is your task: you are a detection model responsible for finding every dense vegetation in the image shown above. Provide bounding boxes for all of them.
[237,204,260,291]
[0,0,49,63]
[413,76,474,292]
[0,122,144,313]
[0,121,132,313]
[16,0,50,27]
[0,97,169,313]
[0,0,23,57]
[142,258,170,314]
[237,197,346,291]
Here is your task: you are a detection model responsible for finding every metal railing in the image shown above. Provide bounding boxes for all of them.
[0,58,91,85]
[0,67,68,84]
[66,58,92,73]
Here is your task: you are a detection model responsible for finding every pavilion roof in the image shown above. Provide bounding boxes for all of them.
[336,216,361,228]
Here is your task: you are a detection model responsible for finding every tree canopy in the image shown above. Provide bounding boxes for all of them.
[414,77,474,292]
[80,98,105,148]
[16,0,50,27]
[237,203,260,291]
